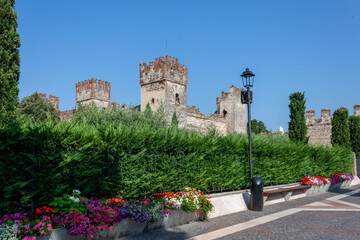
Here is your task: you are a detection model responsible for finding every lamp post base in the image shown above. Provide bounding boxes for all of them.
[250,177,264,211]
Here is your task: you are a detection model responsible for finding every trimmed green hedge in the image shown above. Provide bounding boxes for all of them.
[0,109,353,213]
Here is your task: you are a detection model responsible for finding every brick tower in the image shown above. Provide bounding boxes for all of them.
[75,78,111,108]
[139,56,188,127]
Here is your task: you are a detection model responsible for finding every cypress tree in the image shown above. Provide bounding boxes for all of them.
[171,112,178,127]
[288,92,308,143]
[331,108,350,148]
[349,115,360,155]
[0,0,21,112]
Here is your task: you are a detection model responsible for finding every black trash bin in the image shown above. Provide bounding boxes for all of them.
[250,177,264,211]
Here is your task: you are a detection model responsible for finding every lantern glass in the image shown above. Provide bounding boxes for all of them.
[241,68,255,88]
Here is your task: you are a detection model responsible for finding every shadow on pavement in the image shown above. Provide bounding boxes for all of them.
[119,229,190,240]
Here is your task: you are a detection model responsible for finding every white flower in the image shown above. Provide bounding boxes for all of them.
[73,198,80,202]
[73,189,81,195]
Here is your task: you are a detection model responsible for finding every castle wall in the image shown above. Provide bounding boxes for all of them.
[186,106,226,135]
[60,110,75,121]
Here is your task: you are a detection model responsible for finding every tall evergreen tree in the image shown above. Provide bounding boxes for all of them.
[288,92,308,143]
[331,108,350,148]
[349,115,360,156]
[171,112,178,127]
[0,0,21,112]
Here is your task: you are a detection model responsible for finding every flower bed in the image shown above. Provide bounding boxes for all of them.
[0,188,212,240]
[301,172,354,186]
[301,172,354,195]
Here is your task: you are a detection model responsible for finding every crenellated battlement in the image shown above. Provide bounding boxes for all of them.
[75,78,111,108]
[60,110,74,121]
[306,108,332,126]
[139,55,188,86]
[38,93,59,111]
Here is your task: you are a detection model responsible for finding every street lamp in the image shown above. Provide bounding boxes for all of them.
[240,68,263,211]
[241,68,255,179]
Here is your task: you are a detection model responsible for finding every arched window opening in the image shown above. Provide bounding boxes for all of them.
[223,109,227,118]
[175,93,180,105]
[151,98,155,104]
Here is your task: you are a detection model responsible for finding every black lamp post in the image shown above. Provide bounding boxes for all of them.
[240,68,263,211]
[241,68,255,180]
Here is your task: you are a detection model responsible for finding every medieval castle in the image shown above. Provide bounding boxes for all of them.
[38,55,360,145]
[39,55,248,136]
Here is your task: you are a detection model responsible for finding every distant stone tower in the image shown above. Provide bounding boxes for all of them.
[139,56,188,127]
[216,85,247,134]
[75,78,111,108]
[306,108,332,146]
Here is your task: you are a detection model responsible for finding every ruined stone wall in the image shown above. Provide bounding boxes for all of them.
[186,106,226,135]
[75,78,110,108]
[216,85,247,134]
[38,93,59,111]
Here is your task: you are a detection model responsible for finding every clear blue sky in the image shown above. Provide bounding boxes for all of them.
[15,0,360,131]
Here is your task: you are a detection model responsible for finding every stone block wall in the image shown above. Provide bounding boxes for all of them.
[186,106,227,135]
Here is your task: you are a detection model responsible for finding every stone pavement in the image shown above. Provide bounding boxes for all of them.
[120,185,360,240]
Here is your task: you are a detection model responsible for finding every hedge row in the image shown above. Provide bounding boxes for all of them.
[0,109,354,213]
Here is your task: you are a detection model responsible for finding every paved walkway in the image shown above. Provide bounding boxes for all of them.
[121,185,360,240]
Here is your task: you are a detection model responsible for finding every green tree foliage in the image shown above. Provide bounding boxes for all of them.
[18,92,59,122]
[331,108,350,148]
[288,92,308,144]
[0,0,21,113]
[250,119,268,134]
[171,112,178,127]
[0,110,353,212]
[349,116,360,156]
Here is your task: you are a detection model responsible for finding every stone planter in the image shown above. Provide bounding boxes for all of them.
[37,228,82,240]
[100,218,147,239]
[342,179,352,187]
[329,182,342,190]
[38,210,200,240]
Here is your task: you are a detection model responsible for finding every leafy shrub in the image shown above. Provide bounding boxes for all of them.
[0,106,354,213]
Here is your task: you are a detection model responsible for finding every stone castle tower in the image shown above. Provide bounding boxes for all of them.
[140,56,188,127]
[75,78,111,108]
